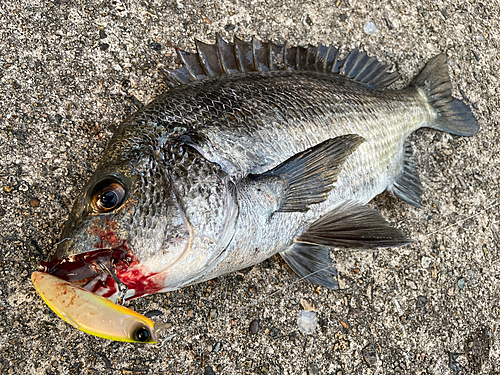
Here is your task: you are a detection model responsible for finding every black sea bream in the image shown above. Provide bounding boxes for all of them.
[41,36,478,303]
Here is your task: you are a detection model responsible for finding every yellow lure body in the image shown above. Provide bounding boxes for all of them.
[31,271,157,343]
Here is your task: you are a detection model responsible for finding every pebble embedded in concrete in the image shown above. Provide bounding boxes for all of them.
[364,22,377,35]
[297,310,318,334]
[421,256,432,268]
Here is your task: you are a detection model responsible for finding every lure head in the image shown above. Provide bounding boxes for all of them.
[31,271,158,343]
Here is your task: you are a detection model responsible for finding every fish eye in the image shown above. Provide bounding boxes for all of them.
[90,179,126,213]
[133,326,151,342]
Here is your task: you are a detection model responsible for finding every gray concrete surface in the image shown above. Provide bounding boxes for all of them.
[1,0,499,374]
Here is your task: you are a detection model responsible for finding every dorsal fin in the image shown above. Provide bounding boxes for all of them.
[162,35,399,90]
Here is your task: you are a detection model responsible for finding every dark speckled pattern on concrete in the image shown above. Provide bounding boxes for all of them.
[1,1,499,374]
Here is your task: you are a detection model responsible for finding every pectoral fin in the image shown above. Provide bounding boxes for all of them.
[251,134,364,212]
[298,201,410,248]
[280,242,339,289]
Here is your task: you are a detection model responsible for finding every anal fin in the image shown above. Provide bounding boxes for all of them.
[389,142,423,208]
[250,134,364,212]
[298,201,410,248]
[280,242,339,289]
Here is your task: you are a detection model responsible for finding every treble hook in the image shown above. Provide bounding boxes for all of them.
[97,261,128,305]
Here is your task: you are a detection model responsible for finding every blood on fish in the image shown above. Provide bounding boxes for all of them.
[89,218,122,249]
[114,256,164,299]
[43,236,165,300]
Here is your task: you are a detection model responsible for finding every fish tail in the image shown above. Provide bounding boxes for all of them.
[412,54,479,136]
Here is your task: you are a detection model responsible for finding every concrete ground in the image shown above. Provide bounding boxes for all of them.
[0,0,499,374]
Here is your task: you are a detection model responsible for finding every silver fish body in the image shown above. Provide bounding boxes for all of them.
[44,38,478,301]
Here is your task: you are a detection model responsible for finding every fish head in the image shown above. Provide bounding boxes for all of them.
[41,152,193,302]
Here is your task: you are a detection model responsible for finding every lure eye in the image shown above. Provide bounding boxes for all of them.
[91,179,126,213]
[133,326,151,342]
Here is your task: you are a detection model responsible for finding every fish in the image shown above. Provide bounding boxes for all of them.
[36,36,478,335]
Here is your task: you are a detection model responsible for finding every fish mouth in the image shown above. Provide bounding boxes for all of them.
[40,243,165,302]
[40,248,134,302]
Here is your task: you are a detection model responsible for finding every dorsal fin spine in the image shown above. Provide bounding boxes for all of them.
[299,46,308,70]
[306,45,314,69]
[176,48,198,81]
[295,46,301,70]
[161,66,191,85]
[284,41,294,71]
[216,34,229,75]
[251,37,260,71]
[195,40,211,78]
[315,44,327,71]
[267,41,273,69]
[331,49,342,73]
[324,45,339,73]
[234,37,245,72]
[283,41,289,70]
[236,37,254,72]
[196,40,224,78]
[323,45,333,71]
[314,45,321,71]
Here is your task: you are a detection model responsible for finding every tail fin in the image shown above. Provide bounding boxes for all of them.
[412,54,479,136]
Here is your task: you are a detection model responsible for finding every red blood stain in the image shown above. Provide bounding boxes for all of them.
[89,218,122,249]
[91,257,165,300]
[114,256,165,299]
[42,217,166,300]
[43,236,165,300]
